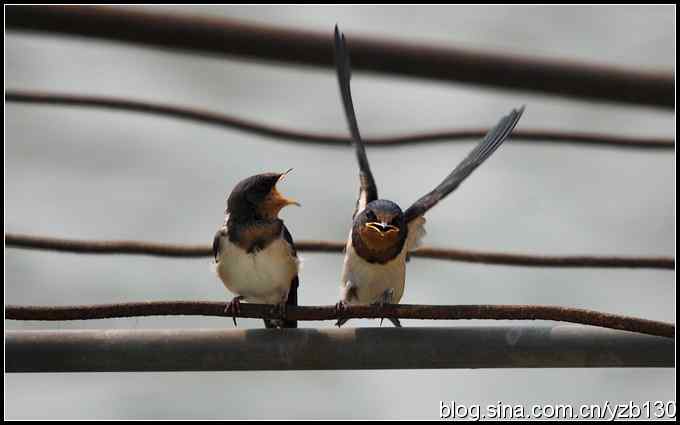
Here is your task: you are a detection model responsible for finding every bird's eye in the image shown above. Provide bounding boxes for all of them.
[389,216,401,226]
[366,210,376,221]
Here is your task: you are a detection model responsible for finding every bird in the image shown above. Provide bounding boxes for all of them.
[333,25,524,327]
[213,170,300,328]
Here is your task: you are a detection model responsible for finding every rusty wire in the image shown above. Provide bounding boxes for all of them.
[5,233,675,269]
[5,5,674,108]
[5,302,674,338]
[6,90,674,149]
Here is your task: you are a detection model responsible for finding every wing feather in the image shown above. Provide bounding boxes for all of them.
[212,227,226,262]
[404,107,524,223]
[334,25,378,217]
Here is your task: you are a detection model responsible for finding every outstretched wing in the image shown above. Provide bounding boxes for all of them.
[334,25,378,217]
[403,107,525,223]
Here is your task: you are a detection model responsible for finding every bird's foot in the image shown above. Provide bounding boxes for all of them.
[372,288,395,307]
[335,300,350,327]
[335,300,349,314]
[272,302,287,323]
[263,303,288,329]
[371,289,401,327]
[224,295,244,327]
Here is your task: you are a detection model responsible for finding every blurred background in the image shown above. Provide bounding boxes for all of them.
[5,5,675,419]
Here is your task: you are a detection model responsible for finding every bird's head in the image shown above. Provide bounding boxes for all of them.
[227,169,299,221]
[352,199,407,262]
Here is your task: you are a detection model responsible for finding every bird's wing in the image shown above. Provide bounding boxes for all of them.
[334,25,378,217]
[403,107,525,223]
[281,224,299,329]
[212,226,227,262]
[406,216,427,253]
[282,224,298,258]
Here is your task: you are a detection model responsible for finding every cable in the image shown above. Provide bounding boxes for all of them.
[5,6,674,108]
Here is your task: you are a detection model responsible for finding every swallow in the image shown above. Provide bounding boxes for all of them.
[333,25,524,327]
[213,170,300,328]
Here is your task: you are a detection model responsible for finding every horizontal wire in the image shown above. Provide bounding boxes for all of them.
[5,6,674,108]
[5,302,674,338]
[5,233,675,269]
[5,90,674,149]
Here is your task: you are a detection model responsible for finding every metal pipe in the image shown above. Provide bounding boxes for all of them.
[6,326,674,372]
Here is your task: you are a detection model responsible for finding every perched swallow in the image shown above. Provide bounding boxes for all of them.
[213,171,300,328]
[333,26,524,327]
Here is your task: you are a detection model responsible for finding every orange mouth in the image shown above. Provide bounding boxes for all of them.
[260,170,299,218]
[269,187,300,209]
[364,222,399,238]
[274,169,299,207]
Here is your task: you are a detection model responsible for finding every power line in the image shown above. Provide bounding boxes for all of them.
[6,233,675,269]
[5,6,674,108]
[6,90,674,149]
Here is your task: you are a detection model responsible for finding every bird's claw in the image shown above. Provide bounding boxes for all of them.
[375,288,395,307]
[372,289,399,327]
[335,300,350,327]
[270,303,287,322]
[224,296,243,327]
[335,300,349,315]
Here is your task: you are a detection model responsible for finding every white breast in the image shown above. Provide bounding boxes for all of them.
[341,243,407,304]
[216,237,298,305]
[340,216,426,305]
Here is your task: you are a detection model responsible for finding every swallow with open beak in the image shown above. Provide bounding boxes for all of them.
[333,26,524,327]
[213,170,300,328]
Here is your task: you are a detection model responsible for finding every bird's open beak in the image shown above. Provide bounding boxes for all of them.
[272,169,300,208]
[271,189,300,208]
[365,222,399,237]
